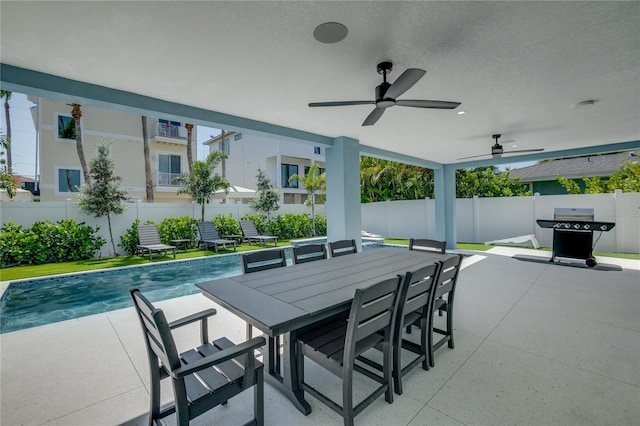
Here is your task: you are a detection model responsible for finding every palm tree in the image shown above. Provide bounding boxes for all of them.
[69,103,90,184]
[141,116,154,202]
[185,123,194,173]
[175,151,230,221]
[1,91,12,173]
[288,163,326,236]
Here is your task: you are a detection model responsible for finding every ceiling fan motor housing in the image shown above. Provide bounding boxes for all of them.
[491,144,504,155]
[376,82,395,107]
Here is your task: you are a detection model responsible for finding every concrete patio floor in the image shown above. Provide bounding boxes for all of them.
[1,247,638,425]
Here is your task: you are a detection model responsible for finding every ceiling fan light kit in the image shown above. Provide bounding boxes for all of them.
[457,134,544,160]
[309,61,461,126]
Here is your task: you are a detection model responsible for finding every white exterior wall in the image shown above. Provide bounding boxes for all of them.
[34,98,195,203]
[208,132,325,204]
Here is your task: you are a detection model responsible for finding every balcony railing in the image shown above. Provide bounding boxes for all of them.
[157,172,182,186]
[155,123,187,140]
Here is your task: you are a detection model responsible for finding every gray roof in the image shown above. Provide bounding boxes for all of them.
[509,151,639,182]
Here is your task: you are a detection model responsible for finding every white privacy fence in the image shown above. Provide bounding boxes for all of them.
[0,201,324,257]
[361,191,639,254]
[1,191,638,255]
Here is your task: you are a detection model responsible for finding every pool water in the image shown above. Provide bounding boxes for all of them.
[1,243,388,334]
[1,253,265,334]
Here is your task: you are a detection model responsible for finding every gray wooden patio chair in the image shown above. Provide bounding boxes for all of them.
[239,220,278,246]
[357,262,441,395]
[295,276,402,426]
[292,243,327,264]
[197,221,237,253]
[129,288,265,426]
[242,248,287,340]
[328,239,357,257]
[426,253,463,367]
[409,238,446,254]
[137,224,177,260]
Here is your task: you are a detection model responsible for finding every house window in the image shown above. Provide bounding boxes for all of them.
[57,168,81,192]
[281,163,298,188]
[234,133,243,141]
[319,167,326,175]
[158,154,182,186]
[218,139,230,155]
[314,146,321,155]
[57,114,76,141]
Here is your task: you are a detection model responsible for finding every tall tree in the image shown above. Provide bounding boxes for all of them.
[556,159,640,193]
[175,151,230,221]
[288,163,325,235]
[0,91,12,173]
[77,144,127,256]
[141,116,154,202]
[185,123,194,173]
[69,103,90,184]
[250,169,280,220]
[455,167,530,198]
[219,129,227,203]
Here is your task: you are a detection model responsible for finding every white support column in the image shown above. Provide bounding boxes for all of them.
[434,164,457,249]
[325,136,361,249]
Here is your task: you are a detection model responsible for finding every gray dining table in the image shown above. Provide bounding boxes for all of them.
[196,247,452,415]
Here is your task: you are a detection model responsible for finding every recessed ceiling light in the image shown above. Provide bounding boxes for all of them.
[457,110,466,115]
[313,22,348,44]
[573,99,598,109]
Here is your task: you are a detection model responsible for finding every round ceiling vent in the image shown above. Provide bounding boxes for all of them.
[313,22,348,44]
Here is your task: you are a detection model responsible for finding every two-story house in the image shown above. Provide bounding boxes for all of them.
[29,97,196,202]
[204,131,325,204]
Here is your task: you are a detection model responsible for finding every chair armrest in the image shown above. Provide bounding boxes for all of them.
[172,336,266,379]
[168,308,217,329]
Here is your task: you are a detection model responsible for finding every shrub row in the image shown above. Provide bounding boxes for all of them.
[0,220,106,267]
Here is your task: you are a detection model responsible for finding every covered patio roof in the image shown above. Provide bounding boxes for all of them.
[1,1,638,166]
[1,2,639,244]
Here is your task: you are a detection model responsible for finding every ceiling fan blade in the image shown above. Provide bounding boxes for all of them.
[503,148,545,154]
[396,99,461,109]
[362,107,386,126]
[456,153,491,160]
[308,100,374,107]
[385,68,426,99]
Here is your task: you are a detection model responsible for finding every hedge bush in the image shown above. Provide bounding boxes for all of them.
[212,214,242,236]
[0,219,105,267]
[157,216,198,245]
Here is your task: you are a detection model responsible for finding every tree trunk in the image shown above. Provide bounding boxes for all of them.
[201,201,205,222]
[185,123,194,173]
[70,104,90,184]
[4,98,12,173]
[142,116,154,202]
[220,130,227,204]
[107,213,117,256]
[311,193,316,236]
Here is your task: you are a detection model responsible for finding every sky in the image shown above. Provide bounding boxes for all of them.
[1,92,533,179]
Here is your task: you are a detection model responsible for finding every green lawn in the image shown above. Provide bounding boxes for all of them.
[1,238,636,282]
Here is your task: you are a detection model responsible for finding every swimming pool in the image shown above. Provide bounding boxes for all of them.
[1,242,388,334]
[0,252,272,334]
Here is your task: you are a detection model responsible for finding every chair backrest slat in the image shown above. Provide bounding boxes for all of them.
[409,238,446,254]
[131,289,180,370]
[138,224,162,245]
[239,220,260,238]
[435,254,463,298]
[198,221,221,240]
[293,244,327,264]
[242,249,287,274]
[400,262,441,320]
[347,276,401,346]
[329,239,357,257]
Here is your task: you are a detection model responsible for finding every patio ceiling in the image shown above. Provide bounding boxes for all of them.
[1,1,639,166]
